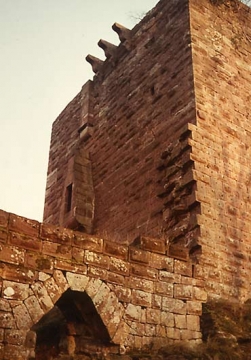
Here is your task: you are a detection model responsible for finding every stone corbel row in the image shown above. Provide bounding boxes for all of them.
[86,22,131,74]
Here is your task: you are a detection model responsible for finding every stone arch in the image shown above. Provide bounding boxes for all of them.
[23,271,127,359]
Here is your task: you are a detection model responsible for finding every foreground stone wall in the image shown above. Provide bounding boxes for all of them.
[0,209,206,359]
[189,0,251,302]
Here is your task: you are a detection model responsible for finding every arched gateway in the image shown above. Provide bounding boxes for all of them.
[0,211,204,359]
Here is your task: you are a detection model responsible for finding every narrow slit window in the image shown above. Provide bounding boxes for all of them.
[66,184,73,213]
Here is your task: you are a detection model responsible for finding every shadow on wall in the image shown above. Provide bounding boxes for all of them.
[32,289,116,359]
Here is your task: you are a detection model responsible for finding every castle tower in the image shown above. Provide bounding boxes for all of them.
[43,0,251,302]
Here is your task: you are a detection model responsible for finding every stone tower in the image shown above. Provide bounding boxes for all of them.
[1,0,251,358]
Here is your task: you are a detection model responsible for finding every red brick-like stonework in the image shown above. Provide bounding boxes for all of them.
[1,0,251,358]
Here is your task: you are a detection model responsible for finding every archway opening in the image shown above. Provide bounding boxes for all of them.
[31,289,113,359]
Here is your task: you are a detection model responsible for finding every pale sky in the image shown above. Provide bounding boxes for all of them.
[0,0,159,222]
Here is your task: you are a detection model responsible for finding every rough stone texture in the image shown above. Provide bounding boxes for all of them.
[1,0,251,358]
[43,0,197,245]
[189,0,251,302]
[0,210,204,359]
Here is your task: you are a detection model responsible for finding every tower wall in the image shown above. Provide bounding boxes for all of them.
[190,0,251,301]
[43,0,197,244]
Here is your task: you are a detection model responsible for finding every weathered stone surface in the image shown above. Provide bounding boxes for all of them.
[125,304,142,321]
[0,245,25,266]
[4,329,27,345]
[0,311,16,329]
[9,214,39,237]
[162,297,187,315]
[2,0,251,358]
[13,303,33,329]
[30,282,54,312]
[24,295,44,324]
[66,272,89,291]
[2,281,30,301]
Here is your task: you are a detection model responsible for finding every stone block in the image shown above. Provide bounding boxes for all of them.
[152,294,162,309]
[160,311,174,327]
[162,297,187,315]
[0,311,16,329]
[104,241,128,260]
[180,329,199,341]
[42,241,72,260]
[13,304,33,329]
[72,247,85,262]
[127,321,145,336]
[145,323,156,337]
[150,253,173,272]
[166,327,181,340]
[9,214,39,237]
[40,223,73,244]
[129,247,150,264]
[187,301,202,315]
[9,232,41,251]
[66,272,89,291]
[85,278,103,298]
[126,276,153,293]
[187,314,200,331]
[99,294,124,338]
[109,257,130,275]
[0,299,11,312]
[131,289,152,307]
[0,245,25,266]
[0,227,7,244]
[146,308,161,324]
[4,329,27,345]
[107,271,125,286]
[0,210,9,227]
[73,233,103,251]
[131,264,158,280]
[174,314,187,329]
[2,281,30,301]
[159,271,181,283]
[2,344,28,359]
[0,329,3,342]
[174,284,193,300]
[92,282,111,312]
[53,270,69,293]
[138,236,166,254]
[168,244,189,261]
[156,324,167,337]
[84,250,109,268]
[44,277,61,303]
[155,281,173,297]
[194,286,207,301]
[24,295,44,324]
[2,265,36,283]
[111,285,131,303]
[88,265,107,280]
[54,259,87,274]
[125,304,141,321]
[174,260,193,277]
[31,282,54,312]
[25,253,54,273]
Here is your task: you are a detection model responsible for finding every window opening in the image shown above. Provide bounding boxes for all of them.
[66,184,73,213]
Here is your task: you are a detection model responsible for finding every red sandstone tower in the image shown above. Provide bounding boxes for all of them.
[1,0,250,358]
[44,0,251,301]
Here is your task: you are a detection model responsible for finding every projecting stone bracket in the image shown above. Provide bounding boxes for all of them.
[112,22,131,42]
[78,122,94,141]
[98,39,117,59]
[86,54,104,73]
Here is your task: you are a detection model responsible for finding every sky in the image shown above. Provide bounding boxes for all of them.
[0,0,159,222]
